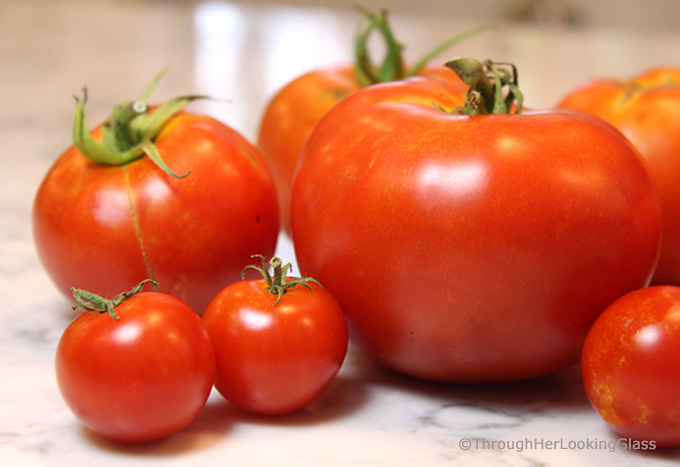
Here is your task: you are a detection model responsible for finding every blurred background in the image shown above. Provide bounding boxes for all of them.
[229,0,680,30]
[4,0,679,146]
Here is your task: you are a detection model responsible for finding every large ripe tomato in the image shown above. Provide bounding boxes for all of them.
[291,59,662,382]
[558,68,680,285]
[582,285,680,448]
[55,281,216,443]
[257,9,478,232]
[203,255,348,415]
[33,72,279,314]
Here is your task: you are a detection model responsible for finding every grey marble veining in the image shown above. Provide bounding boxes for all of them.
[2,0,680,465]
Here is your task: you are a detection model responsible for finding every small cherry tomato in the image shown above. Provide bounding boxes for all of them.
[582,285,680,447]
[55,280,216,443]
[203,255,348,415]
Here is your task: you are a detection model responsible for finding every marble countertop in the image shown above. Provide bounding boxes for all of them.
[3,0,680,465]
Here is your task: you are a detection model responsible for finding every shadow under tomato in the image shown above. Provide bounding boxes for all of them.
[211,372,372,427]
[346,347,592,414]
[80,393,235,456]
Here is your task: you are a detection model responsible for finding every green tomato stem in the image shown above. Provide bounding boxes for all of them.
[71,69,206,178]
[243,254,322,306]
[407,24,495,77]
[352,7,493,87]
[71,279,157,319]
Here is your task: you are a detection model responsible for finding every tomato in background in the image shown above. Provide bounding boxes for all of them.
[582,285,680,448]
[55,281,216,443]
[203,255,348,415]
[257,9,482,233]
[33,71,279,314]
[558,68,680,285]
[291,59,662,382]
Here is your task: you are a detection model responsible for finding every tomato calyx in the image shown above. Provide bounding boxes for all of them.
[445,58,524,115]
[353,7,492,87]
[72,69,208,178]
[243,254,322,306]
[71,279,157,319]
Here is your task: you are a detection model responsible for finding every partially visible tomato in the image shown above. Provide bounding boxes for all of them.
[33,71,279,314]
[291,59,662,382]
[257,9,480,232]
[558,68,680,285]
[582,285,680,448]
[55,280,216,443]
[203,255,348,415]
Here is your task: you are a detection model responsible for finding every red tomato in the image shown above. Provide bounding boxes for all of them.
[33,74,279,314]
[582,285,680,448]
[202,255,348,415]
[55,281,215,443]
[558,69,680,285]
[291,59,662,382]
[257,9,476,233]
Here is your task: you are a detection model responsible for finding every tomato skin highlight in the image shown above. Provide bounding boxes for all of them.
[34,112,279,314]
[55,292,216,443]
[582,285,680,448]
[291,76,662,382]
[203,278,348,415]
[559,69,680,285]
[257,64,466,233]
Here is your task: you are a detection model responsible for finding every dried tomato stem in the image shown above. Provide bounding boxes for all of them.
[445,58,524,115]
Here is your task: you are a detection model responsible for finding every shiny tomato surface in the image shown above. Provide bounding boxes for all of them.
[55,292,215,443]
[257,64,466,233]
[291,76,662,382]
[559,68,680,285]
[34,113,279,314]
[203,276,348,415]
[582,285,680,447]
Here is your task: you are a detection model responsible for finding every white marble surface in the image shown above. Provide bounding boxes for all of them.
[3,0,680,465]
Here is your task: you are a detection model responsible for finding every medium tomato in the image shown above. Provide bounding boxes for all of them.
[291,59,662,382]
[582,285,680,448]
[202,255,348,415]
[558,68,680,285]
[33,71,279,314]
[55,280,216,443]
[257,9,481,232]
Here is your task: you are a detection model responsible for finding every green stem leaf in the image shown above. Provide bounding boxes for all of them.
[138,68,169,103]
[407,24,495,77]
[71,279,157,319]
[130,94,208,142]
[138,140,191,178]
[71,70,207,178]
[353,7,493,88]
[72,89,142,165]
[243,254,322,306]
